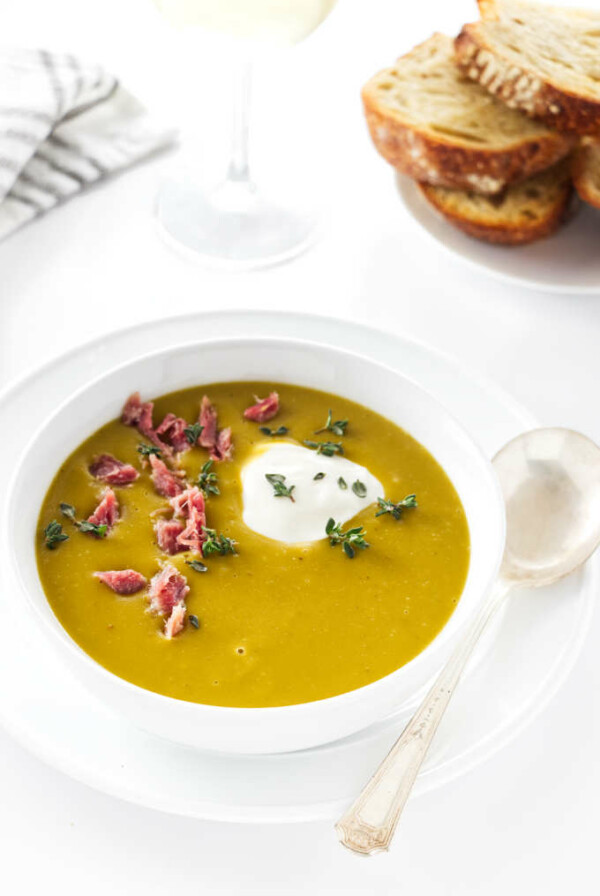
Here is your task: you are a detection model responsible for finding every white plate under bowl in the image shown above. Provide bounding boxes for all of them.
[0,311,595,822]
[397,173,600,294]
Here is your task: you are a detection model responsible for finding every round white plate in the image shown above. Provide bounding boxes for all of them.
[397,173,600,294]
[0,311,595,823]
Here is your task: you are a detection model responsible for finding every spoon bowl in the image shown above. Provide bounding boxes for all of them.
[495,428,600,588]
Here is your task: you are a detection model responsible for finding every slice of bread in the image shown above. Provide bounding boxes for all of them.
[456,0,600,134]
[362,33,574,195]
[417,158,574,245]
[573,139,600,208]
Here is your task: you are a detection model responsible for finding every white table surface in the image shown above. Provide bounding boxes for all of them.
[1,1,599,893]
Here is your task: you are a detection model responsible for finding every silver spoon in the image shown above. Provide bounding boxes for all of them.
[336,428,600,856]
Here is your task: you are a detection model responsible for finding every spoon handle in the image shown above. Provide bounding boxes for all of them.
[335,580,510,856]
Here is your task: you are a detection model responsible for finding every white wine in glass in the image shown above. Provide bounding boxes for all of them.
[154,0,338,267]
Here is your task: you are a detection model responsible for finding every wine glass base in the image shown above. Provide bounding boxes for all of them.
[156,178,319,270]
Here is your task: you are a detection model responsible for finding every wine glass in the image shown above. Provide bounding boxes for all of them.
[153,0,338,268]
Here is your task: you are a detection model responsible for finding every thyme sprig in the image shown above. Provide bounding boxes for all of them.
[197,460,220,496]
[43,520,69,550]
[325,518,370,559]
[184,422,204,446]
[138,442,162,458]
[60,502,108,538]
[265,473,295,502]
[202,527,238,556]
[315,409,348,437]
[303,439,344,457]
[375,494,418,520]
[259,425,289,437]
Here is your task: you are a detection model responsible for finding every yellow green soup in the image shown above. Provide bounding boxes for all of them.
[36,382,470,707]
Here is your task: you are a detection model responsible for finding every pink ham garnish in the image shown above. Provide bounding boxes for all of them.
[94,569,147,595]
[89,454,139,486]
[121,392,172,459]
[121,391,144,426]
[87,488,119,533]
[156,413,190,455]
[147,564,190,616]
[155,518,186,555]
[164,602,186,639]
[170,486,207,554]
[149,453,184,498]
[198,395,218,450]
[243,391,279,423]
[198,396,234,462]
[212,426,233,462]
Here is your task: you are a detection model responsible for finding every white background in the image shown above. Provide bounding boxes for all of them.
[0,1,599,893]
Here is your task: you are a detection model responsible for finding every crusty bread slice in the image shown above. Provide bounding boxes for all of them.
[417,158,573,245]
[573,139,600,208]
[362,33,574,195]
[456,0,600,134]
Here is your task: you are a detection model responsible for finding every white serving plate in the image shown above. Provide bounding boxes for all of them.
[0,311,595,821]
[397,173,600,294]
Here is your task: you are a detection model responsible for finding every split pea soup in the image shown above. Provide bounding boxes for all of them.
[36,381,470,708]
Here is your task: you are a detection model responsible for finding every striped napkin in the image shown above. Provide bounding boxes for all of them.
[0,48,176,240]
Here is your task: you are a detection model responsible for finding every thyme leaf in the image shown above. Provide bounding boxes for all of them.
[184,422,204,446]
[352,480,367,498]
[189,614,200,630]
[259,425,289,437]
[338,476,347,490]
[265,473,295,502]
[313,472,326,480]
[375,494,418,520]
[43,520,69,550]
[78,520,108,537]
[202,527,238,556]
[315,409,348,437]
[303,439,344,457]
[325,518,369,559]
[186,559,208,573]
[138,442,162,458]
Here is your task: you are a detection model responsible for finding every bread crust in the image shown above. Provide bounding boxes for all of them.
[572,142,600,209]
[418,179,573,246]
[455,25,600,135]
[363,91,574,194]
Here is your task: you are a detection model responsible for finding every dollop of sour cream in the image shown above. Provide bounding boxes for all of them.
[241,442,383,544]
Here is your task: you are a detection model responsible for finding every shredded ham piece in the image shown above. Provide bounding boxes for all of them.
[155,518,186,555]
[212,426,233,462]
[169,486,207,554]
[121,392,172,459]
[147,564,190,617]
[156,413,190,454]
[198,396,218,449]
[164,602,186,639]
[243,391,279,423]
[94,569,147,595]
[197,396,234,462]
[87,488,119,532]
[89,454,139,486]
[149,453,184,498]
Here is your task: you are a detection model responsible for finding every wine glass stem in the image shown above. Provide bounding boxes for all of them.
[227,59,253,187]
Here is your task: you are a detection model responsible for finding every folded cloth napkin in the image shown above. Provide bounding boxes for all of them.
[0,48,176,240]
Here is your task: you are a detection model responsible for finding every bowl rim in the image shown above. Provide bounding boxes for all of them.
[4,334,506,720]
